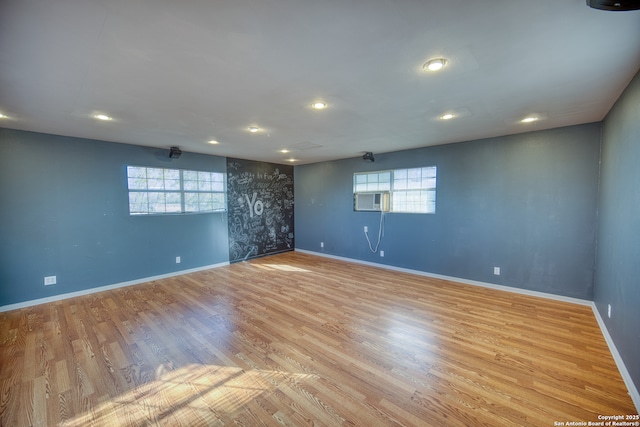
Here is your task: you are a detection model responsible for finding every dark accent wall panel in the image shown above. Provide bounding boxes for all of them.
[295,124,601,300]
[0,128,229,306]
[227,158,294,262]
[595,69,640,393]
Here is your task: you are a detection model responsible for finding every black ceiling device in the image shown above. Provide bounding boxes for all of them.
[587,0,640,11]
[363,152,375,162]
[169,146,182,159]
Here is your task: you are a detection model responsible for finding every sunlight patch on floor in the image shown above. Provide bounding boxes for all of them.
[62,363,316,426]
[259,264,311,272]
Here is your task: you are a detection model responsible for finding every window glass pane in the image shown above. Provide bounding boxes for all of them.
[425,167,437,178]
[212,193,225,210]
[165,169,179,180]
[129,192,148,214]
[165,193,182,213]
[166,192,181,204]
[148,178,164,190]
[183,180,197,191]
[183,170,197,181]
[408,168,421,179]
[423,177,436,188]
[128,177,147,190]
[147,168,164,180]
[198,193,213,211]
[198,179,212,192]
[184,192,198,211]
[394,179,407,190]
[165,178,180,191]
[407,177,421,189]
[148,192,166,213]
[127,166,146,178]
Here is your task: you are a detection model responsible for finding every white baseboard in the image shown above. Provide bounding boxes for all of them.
[296,248,639,412]
[591,302,640,412]
[295,249,591,306]
[0,262,229,313]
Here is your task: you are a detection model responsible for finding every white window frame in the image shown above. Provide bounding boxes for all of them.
[127,166,226,215]
[353,166,437,214]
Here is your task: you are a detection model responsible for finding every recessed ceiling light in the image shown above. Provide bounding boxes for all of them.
[440,113,455,120]
[521,116,539,123]
[0,113,7,119]
[208,140,219,145]
[94,114,112,121]
[287,158,297,162]
[312,101,327,110]
[423,58,447,72]
[280,149,290,153]
[248,126,260,133]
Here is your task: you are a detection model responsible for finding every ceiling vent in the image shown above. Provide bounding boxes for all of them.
[587,0,640,11]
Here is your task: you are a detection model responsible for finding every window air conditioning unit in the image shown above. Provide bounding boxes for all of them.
[354,192,390,212]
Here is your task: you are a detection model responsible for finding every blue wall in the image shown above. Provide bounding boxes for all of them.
[0,128,229,306]
[595,69,640,393]
[295,123,601,300]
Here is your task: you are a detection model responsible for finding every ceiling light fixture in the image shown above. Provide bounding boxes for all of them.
[208,140,219,145]
[248,126,259,133]
[0,113,7,119]
[280,149,290,153]
[312,101,327,109]
[440,113,455,120]
[423,58,447,72]
[521,116,539,123]
[94,114,112,121]
[287,158,297,162]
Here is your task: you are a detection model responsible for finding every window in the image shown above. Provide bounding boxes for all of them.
[127,166,226,215]
[354,171,391,192]
[392,167,437,213]
[353,166,437,214]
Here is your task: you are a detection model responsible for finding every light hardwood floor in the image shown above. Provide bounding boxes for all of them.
[0,251,636,426]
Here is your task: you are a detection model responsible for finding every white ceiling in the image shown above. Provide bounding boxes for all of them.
[1,0,639,165]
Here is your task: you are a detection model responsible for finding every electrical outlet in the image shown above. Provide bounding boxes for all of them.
[607,304,611,318]
[44,276,57,286]
[364,226,368,233]
[380,250,384,257]
[176,256,181,264]
[493,267,501,276]
[320,242,324,248]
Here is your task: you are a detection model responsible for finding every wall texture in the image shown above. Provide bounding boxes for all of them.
[295,123,601,300]
[0,129,229,306]
[595,69,640,393]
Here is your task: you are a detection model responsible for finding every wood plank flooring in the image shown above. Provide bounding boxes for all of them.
[0,251,636,426]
